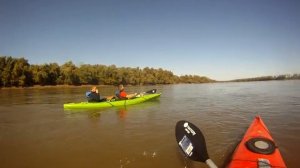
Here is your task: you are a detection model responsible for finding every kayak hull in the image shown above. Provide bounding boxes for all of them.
[64,93,161,109]
[227,116,286,168]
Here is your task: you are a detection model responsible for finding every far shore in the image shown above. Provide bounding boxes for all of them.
[2,79,300,89]
[0,84,108,90]
[0,84,162,89]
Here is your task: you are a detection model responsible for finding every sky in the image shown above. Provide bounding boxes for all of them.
[0,0,299,81]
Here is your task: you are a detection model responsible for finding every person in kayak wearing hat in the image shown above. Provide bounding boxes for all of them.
[115,84,137,100]
[86,86,107,102]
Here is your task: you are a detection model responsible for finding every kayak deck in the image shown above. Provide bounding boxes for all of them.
[227,116,286,168]
[64,93,161,109]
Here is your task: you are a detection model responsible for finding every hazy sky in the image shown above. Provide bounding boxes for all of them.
[1,0,299,80]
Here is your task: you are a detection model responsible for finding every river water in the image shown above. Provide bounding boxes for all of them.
[0,81,299,168]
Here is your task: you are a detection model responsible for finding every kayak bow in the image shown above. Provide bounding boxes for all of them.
[227,116,287,168]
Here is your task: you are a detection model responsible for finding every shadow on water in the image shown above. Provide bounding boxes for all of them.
[175,147,200,168]
[220,139,241,167]
[64,108,106,117]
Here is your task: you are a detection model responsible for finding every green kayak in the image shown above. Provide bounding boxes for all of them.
[64,93,161,109]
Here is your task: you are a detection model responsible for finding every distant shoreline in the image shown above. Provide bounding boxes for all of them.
[218,78,300,83]
[0,56,299,88]
[0,84,105,89]
[0,56,214,87]
[0,84,164,89]
[1,79,300,89]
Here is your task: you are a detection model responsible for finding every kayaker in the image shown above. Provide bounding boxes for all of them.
[86,86,106,102]
[115,84,137,99]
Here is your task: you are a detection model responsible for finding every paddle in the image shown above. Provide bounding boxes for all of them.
[175,120,218,168]
[144,89,157,94]
[135,89,157,97]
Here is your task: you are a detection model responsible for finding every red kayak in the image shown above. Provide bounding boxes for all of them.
[227,116,287,168]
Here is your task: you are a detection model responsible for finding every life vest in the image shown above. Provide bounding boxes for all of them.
[116,90,127,99]
[86,91,101,102]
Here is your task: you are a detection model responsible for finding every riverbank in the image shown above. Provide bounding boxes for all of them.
[0,84,107,90]
[0,84,162,90]
[0,56,214,88]
[2,78,300,89]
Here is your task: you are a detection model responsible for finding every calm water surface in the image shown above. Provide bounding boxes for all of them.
[0,81,299,168]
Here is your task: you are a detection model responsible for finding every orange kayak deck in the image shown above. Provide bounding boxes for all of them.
[227,116,286,168]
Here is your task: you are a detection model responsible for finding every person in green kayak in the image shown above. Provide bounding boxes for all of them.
[86,86,106,102]
[115,84,137,99]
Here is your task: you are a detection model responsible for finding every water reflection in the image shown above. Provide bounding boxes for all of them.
[116,107,127,119]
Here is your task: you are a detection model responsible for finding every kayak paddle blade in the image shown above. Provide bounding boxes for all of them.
[145,89,157,94]
[175,120,209,163]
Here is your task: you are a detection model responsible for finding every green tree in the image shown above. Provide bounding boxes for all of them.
[11,58,32,86]
[58,61,80,85]
[0,57,5,86]
[1,56,15,86]
[0,56,217,87]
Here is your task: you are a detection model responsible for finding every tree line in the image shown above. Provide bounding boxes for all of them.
[0,56,214,87]
[230,74,300,82]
